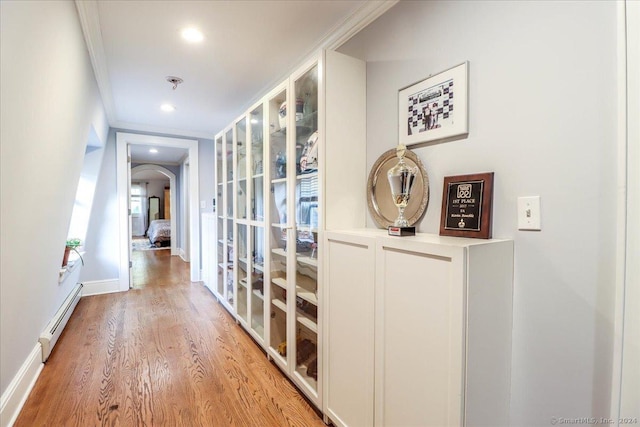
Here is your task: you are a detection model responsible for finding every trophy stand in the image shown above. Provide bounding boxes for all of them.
[387,144,418,236]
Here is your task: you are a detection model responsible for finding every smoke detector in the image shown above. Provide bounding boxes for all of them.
[166,76,184,90]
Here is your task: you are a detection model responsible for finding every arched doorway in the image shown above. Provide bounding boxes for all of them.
[131,164,177,256]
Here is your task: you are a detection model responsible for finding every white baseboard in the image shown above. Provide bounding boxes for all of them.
[81,279,120,296]
[0,344,43,427]
[179,248,189,262]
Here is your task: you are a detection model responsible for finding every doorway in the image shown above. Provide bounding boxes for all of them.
[116,132,200,290]
[130,164,178,256]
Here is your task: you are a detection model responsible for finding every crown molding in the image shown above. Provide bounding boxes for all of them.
[324,0,399,50]
[75,0,116,124]
[111,121,214,141]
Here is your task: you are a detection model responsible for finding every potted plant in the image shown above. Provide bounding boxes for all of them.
[62,238,84,267]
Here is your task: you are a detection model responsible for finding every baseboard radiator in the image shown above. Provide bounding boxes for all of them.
[39,283,83,362]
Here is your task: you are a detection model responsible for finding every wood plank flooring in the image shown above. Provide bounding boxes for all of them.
[15,249,326,427]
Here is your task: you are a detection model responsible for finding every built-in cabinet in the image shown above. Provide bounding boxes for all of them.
[324,229,514,427]
[210,128,236,313]
[207,49,366,411]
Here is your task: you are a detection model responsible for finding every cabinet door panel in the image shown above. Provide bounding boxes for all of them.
[376,246,464,427]
[236,117,248,220]
[249,225,265,339]
[293,63,320,391]
[215,134,224,298]
[267,86,290,367]
[236,223,248,322]
[325,234,375,427]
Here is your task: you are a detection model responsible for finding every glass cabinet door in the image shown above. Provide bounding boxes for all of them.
[250,105,264,222]
[226,129,234,218]
[215,134,225,297]
[236,223,248,322]
[236,117,248,220]
[268,86,289,366]
[293,64,319,390]
[225,128,235,307]
[249,103,265,341]
[250,225,265,339]
[235,117,248,322]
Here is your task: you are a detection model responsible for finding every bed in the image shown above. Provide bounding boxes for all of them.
[147,219,171,247]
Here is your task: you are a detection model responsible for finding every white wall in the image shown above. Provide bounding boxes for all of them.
[338,1,619,424]
[80,129,120,282]
[198,137,216,268]
[0,0,107,396]
[198,138,216,215]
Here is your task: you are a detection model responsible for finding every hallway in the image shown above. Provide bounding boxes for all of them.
[15,250,325,426]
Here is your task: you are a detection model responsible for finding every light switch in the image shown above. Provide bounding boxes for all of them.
[200,200,206,209]
[518,196,541,231]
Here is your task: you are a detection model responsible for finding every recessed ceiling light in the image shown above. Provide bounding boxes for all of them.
[149,148,158,154]
[181,27,204,43]
[161,103,176,112]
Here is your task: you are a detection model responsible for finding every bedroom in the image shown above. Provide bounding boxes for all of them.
[131,175,170,247]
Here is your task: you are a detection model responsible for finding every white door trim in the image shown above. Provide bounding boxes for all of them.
[611,0,639,421]
[116,132,200,290]
[181,160,190,262]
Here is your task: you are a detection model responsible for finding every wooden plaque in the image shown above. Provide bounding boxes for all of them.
[440,172,494,239]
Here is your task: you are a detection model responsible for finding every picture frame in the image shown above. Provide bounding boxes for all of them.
[399,61,468,146]
[440,172,494,239]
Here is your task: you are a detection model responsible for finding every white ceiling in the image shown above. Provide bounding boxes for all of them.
[130,144,188,165]
[77,0,397,147]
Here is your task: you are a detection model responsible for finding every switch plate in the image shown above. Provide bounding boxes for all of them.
[200,200,206,209]
[518,196,541,230]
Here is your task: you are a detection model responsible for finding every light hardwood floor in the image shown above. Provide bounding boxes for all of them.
[15,249,326,426]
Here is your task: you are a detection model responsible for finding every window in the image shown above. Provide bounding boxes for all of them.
[131,184,143,215]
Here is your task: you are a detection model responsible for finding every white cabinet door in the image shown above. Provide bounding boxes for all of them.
[374,235,513,427]
[324,231,376,427]
[375,237,466,427]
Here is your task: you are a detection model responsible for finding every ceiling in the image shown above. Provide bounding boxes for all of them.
[77,0,397,156]
[130,144,188,165]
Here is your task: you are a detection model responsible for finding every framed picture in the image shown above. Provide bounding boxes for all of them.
[399,61,468,146]
[440,172,493,239]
